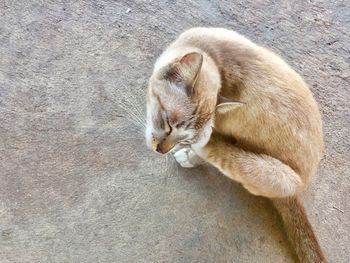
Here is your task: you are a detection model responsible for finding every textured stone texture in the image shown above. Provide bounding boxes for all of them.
[0,1,349,262]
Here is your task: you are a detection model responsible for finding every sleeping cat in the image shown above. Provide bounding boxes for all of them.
[145,27,326,262]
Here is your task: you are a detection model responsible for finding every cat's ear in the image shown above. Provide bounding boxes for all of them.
[216,95,244,114]
[163,52,203,93]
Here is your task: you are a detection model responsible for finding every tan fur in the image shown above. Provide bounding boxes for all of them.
[146,27,326,262]
[273,196,327,263]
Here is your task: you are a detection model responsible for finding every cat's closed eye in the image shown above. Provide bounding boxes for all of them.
[176,121,186,128]
[165,115,172,135]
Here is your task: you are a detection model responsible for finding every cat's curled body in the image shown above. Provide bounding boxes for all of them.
[146,28,326,262]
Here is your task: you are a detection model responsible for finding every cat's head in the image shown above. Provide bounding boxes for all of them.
[145,50,240,154]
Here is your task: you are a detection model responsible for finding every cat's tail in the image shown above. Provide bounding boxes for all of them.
[272,196,327,263]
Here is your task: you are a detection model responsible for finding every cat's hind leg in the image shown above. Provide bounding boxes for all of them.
[195,140,303,198]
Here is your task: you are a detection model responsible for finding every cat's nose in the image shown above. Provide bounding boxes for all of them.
[155,140,176,154]
[156,143,168,154]
[156,144,162,153]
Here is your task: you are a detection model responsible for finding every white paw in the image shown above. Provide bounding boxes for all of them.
[173,148,203,168]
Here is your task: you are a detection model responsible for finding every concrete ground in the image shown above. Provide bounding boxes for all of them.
[0,1,349,262]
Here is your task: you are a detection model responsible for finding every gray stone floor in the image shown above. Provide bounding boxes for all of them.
[0,1,349,262]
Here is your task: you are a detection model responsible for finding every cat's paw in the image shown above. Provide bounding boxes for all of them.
[173,148,203,168]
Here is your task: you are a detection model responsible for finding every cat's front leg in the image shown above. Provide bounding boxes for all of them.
[174,122,212,168]
[173,147,204,168]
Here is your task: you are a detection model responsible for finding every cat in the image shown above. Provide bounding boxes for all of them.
[145,27,326,262]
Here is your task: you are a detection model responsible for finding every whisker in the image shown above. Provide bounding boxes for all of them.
[163,154,169,185]
[118,102,146,128]
[123,105,145,127]
[102,86,147,129]
[169,153,180,179]
[117,126,145,139]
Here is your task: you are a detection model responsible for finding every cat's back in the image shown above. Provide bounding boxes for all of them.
[175,27,324,181]
[173,27,261,64]
[173,27,298,84]
[176,27,256,48]
[175,27,281,62]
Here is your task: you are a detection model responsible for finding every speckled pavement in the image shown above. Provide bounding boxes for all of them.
[0,1,349,262]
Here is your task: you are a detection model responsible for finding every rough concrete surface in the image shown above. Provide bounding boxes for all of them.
[0,1,349,262]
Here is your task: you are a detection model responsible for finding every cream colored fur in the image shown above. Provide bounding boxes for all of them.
[146,27,326,262]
